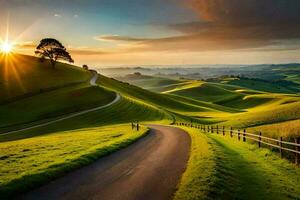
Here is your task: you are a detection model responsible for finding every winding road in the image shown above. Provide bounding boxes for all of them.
[18,125,191,200]
[2,72,121,135]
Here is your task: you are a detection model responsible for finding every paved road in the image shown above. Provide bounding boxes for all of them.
[89,70,99,86]
[1,72,121,135]
[18,125,191,200]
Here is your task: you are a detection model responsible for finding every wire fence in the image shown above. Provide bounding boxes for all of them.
[174,122,300,165]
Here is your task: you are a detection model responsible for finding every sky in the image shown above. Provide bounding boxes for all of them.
[0,0,300,67]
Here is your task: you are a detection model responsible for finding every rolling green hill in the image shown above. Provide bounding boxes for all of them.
[110,74,300,131]
[165,81,243,103]
[117,73,190,93]
[98,75,214,113]
[1,55,300,199]
[0,84,116,130]
[214,77,300,94]
[0,54,91,103]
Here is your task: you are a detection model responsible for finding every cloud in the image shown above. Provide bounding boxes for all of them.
[54,13,62,18]
[15,41,36,49]
[14,41,111,56]
[94,0,300,53]
[95,35,148,42]
[188,0,300,24]
[181,0,300,41]
[70,48,110,55]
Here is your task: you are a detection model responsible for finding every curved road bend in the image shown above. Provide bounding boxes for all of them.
[18,125,191,200]
[89,70,99,86]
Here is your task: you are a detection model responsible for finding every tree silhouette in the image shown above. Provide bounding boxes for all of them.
[35,38,74,68]
[82,64,89,70]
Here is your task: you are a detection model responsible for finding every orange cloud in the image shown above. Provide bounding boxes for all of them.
[94,0,300,53]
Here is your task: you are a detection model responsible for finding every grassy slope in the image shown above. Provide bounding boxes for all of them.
[174,127,217,200]
[166,81,244,103]
[0,96,169,142]
[0,125,149,198]
[0,58,174,198]
[114,73,300,138]
[0,54,91,102]
[219,98,300,128]
[285,74,300,84]
[0,84,116,129]
[175,127,300,200]
[117,74,188,92]
[248,119,300,139]
[0,54,123,131]
[164,80,286,110]
[219,77,300,94]
[1,56,299,199]
[98,75,217,113]
[162,78,300,131]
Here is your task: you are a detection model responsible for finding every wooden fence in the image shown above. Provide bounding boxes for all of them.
[174,122,300,165]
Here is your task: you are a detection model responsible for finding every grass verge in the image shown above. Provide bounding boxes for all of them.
[173,127,217,200]
[174,127,300,200]
[0,124,149,198]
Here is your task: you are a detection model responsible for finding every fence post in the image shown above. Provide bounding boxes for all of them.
[230,127,233,137]
[295,138,299,165]
[238,129,240,141]
[243,129,246,142]
[258,132,262,148]
[204,126,206,132]
[137,121,139,131]
[279,137,283,158]
[223,126,225,136]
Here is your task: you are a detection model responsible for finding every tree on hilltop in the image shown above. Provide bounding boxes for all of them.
[35,38,74,68]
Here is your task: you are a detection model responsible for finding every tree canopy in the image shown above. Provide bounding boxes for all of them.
[35,38,74,68]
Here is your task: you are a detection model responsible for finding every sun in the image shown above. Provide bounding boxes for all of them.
[1,41,13,53]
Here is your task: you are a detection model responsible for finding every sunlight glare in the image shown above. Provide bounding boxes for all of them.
[1,41,13,53]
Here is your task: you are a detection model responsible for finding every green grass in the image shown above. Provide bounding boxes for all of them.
[219,98,300,128]
[98,75,215,113]
[175,127,300,200]
[222,78,300,94]
[0,84,116,129]
[284,74,300,84]
[98,73,300,134]
[248,119,300,139]
[217,93,276,109]
[174,127,217,200]
[0,124,149,198]
[117,74,186,92]
[0,54,91,102]
[0,97,170,142]
[165,81,244,103]
[209,134,300,200]
[1,54,300,199]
